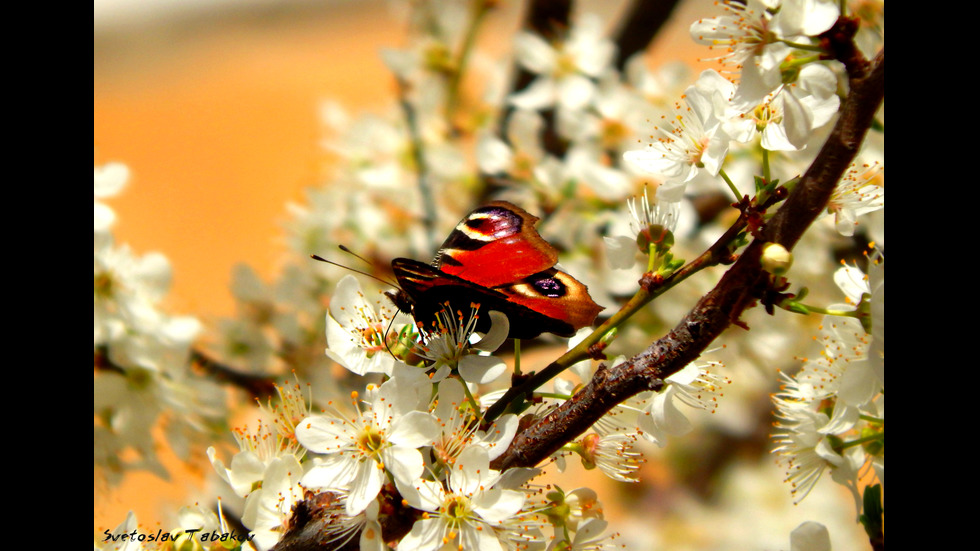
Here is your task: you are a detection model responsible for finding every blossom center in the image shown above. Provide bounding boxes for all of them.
[357,425,386,456]
[554,50,578,79]
[752,102,781,130]
[356,322,386,355]
[442,494,473,522]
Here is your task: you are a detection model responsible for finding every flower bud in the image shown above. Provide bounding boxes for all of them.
[761,243,792,275]
[578,433,600,470]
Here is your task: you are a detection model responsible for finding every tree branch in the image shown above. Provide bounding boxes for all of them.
[491,49,884,471]
[94,345,278,400]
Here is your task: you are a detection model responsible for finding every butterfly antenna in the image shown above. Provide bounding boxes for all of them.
[338,245,374,266]
[309,254,399,288]
[382,315,401,359]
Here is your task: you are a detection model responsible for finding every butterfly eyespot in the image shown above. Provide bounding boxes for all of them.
[530,276,566,297]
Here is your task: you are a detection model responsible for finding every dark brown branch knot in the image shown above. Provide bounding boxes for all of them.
[639,271,664,291]
[273,484,418,551]
[274,491,358,551]
[819,16,867,78]
[586,342,608,361]
[761,276,793,316]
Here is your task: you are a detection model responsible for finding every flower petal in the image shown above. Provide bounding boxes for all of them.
[296,415,355,453]
[382,445,426,489]
[790,521,831,551]
[301,453,357,492]
[389,411,439,449]
[472,487,525,524]
[458,354,507,384]
[397,517,445,551]
[347,458,384,516]
[472,311,509,353]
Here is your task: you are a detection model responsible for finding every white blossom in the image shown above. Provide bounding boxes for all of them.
[623,70,737,187]
[638,360,729,447]
[297,378,439,516]
[325,275,405,376]
[396,445,533,551]
[509,13,615,112]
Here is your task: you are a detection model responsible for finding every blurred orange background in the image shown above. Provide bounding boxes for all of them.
[94,0,715,537]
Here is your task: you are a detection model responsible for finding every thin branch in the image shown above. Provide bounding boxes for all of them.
[96,345,277,401]
[191,349,278,400]
[445,0,495,129]
[612,0,683,70]
[396,76,439,251]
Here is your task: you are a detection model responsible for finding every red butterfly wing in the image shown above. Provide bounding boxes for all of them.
[391,201,603,339]
[496,269,604,333]
[433,201,557,287]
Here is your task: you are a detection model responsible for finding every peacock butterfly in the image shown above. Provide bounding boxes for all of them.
[386,201,603,340]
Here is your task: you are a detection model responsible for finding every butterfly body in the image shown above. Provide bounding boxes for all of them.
[388,202,603,339]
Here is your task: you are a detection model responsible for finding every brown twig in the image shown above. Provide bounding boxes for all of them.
[96,345,277,401]
[611,0,683,70]
[191,349,278,400]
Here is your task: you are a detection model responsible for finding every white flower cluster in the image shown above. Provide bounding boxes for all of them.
[772,256,884,508]
[289,280,630,550]
[207,381,311,550]
[627,0,847,193]
[94,162,226,485]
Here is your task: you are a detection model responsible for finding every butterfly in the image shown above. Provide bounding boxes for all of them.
[386,201,603,340]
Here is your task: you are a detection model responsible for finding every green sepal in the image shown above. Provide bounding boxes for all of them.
[859,483,884,546]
